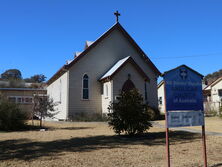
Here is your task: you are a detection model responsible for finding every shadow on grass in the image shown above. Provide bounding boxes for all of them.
[0,131,200,161]
[211,163,222,167]
[0,125,43,133]
[57,127,94,130]
[0,125,94,132]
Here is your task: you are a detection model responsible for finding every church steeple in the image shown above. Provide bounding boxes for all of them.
[114,10,120,22]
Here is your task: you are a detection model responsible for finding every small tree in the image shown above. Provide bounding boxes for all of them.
[108,89,152,135]
[33,95,58,128]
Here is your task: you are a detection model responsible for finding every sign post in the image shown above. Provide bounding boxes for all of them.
[202,125,207,167]
[162,65,207,167]
[164,83,170,167]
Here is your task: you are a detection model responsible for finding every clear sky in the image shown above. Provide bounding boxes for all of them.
[0,0,222,81]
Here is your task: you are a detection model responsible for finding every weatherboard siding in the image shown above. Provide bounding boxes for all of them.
[47,72,68,120]
[112,62,157,108]
[112,62,144,96]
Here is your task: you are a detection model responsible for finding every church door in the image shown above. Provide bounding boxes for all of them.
[122,79,135,92]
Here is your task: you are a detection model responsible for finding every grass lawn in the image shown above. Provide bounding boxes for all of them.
[0,121,222,167]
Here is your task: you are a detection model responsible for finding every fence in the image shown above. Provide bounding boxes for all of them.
[204,101,221,116]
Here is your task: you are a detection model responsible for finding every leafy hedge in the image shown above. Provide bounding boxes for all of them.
[219,105,222,117]
[69,112,107,122]
[0,101,29,131]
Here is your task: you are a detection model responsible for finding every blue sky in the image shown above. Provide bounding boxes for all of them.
[0,0,222,81]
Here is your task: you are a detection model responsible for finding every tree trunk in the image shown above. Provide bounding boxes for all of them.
[32,112,34,126]
[40,112,43,128]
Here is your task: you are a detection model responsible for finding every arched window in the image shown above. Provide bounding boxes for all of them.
[105,84,108,97]
[82,74,89,99]
[122,79,135,92]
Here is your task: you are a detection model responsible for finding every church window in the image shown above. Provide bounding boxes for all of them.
[105,84,108,97]
[159,97,163,105]
[218,89,222,97]
[82,74,89,99]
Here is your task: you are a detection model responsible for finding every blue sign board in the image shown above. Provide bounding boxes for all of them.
[163,66,204,111]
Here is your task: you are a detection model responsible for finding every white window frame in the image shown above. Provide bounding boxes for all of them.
[8,96,33,104]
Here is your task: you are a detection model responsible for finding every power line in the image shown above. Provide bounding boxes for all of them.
[150,53,222,60]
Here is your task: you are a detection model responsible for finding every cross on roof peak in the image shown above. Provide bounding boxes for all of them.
[114,10,120,22]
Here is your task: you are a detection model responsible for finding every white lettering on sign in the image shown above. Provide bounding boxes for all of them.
[167,111,204,128]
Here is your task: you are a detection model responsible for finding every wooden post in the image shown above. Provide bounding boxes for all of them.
[165,126,170,167]
[202,125,207,167]
[164,82,171,167]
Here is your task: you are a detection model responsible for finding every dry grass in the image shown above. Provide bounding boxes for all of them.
[190,117,222,133]
[0,121,222,167]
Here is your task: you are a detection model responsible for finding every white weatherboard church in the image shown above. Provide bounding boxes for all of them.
[47,13,161,120]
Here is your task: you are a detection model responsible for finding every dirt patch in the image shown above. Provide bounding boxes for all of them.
[0,121,221,167]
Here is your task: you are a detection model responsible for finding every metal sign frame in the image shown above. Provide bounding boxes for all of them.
[163,66,207,167]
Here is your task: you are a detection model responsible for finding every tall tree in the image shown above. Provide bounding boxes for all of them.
[1,69,22,80]
[204,69,222,85]
[24,74,46,83]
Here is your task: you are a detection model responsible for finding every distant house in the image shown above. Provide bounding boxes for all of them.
[157,80,165,114]
[47,22,161,121]
[0,88,46,116]
[203,77,222,114]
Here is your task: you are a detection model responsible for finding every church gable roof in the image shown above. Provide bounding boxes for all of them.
[47,22,160,85]
[99,56,150,82]
[100,56,130,80]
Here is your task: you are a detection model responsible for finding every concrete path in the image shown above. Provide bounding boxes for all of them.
[151,121,222,137]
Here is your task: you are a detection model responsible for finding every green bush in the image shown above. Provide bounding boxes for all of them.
[0,101,29,131]
[219,105,222,117]
[147,106,160,120]
[108,89,152,135]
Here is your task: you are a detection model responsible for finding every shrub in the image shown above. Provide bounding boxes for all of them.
[219,105,222,117]
[0,101,29,131]
[108,89,152,135]
[147,106,160,120]
[69,112,107,122]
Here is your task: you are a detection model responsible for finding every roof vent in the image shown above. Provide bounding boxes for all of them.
[74,52,82,58]
[84,41,94,50]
